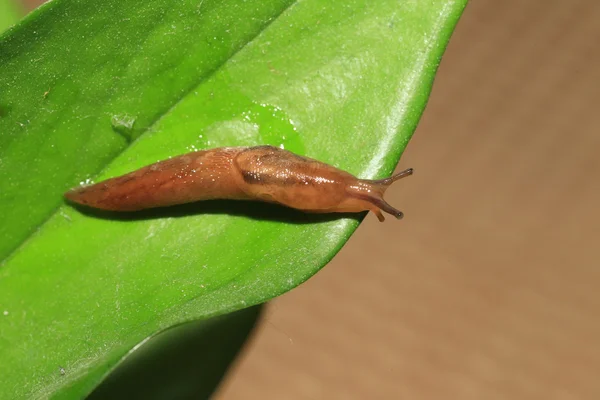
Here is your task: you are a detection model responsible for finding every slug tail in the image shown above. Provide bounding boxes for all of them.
[64,185,105,210]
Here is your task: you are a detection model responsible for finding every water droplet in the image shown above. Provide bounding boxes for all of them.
[169,77,304,153]
[197,96,304,152]
[110,114,137,143]
[244,102,304,152]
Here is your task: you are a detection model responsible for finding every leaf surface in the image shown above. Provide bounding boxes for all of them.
[0,0,467,398]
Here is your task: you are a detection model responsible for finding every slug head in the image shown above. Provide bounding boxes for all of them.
[345,168,413,221]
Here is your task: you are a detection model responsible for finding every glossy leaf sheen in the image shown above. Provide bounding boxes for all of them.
[0,0,466,398]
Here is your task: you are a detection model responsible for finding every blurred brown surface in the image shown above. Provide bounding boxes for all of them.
[215,1,600,399]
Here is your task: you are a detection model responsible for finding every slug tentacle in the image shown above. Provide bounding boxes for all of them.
[65,146,413,221]
[368,168,414,187]
[344,168,414,222]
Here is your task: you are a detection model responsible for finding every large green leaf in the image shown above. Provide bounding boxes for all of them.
[0,0,466,398]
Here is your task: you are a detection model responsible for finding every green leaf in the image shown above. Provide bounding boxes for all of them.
[87,306,263,400]
[0,0,22,33]
[0,0,466,398]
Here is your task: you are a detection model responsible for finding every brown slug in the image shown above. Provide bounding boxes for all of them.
[65,145,412,221]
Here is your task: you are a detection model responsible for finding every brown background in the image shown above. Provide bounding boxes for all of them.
[21,0,600,398]
[216,1,600,399]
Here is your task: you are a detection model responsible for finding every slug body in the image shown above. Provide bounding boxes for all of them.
[65,145,412,221]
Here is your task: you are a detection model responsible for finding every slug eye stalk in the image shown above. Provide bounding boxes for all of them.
[354,168,414,222]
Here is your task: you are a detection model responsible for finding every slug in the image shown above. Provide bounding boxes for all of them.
[65,145,412,221]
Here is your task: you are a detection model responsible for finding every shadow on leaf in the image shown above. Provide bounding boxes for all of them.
[68,198,364,225]
[87,305,264,400]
